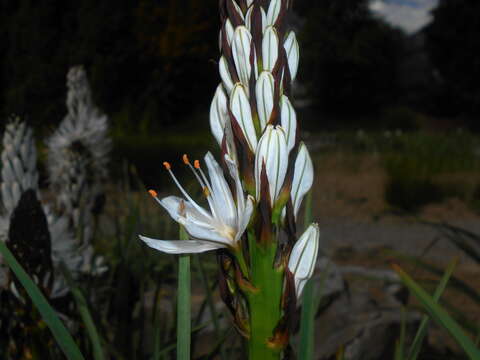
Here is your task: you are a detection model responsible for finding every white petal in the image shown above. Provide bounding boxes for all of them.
[159,196,211,227]
[232,26,253,87]
[235,195,254,243]
[246,0,254,8]
[280,95,297,152]
[245,5,267,33]
[284,31,300,81]
[140,235,222,254]
[288,223,320,298]
[219,56,235,94]
[292,143,314,217]
[254,125,288,204]
[262,26,279,72]
[204,152,237,229]
[180,218,233,246]
[224,154,245,213]
[231,84,257,152]
[230,0,245,20]
[266,0,282,26]
[256,71,275,130]
[210,84,229,146]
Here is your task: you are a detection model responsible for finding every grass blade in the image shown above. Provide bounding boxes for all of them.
[393,264,480,359]
[407,257,458,360]
[61,265,106,360]
[299,192,315,360]
[0,241,85,360]
[394,307,407,360]
[177,226,191,360]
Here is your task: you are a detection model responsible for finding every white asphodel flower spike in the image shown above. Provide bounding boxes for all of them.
[291,142,314,218]
[254,125,289,205]
[288,223,320,299]
[140,153,254,254]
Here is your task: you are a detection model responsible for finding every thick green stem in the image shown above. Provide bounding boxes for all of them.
[246,236,284,360]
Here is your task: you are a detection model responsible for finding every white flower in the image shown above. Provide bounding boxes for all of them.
[254,125,288,205]
[288,223,320,299]
[219,56,235,94]
[140,153,254,254]
[291,143,314,218]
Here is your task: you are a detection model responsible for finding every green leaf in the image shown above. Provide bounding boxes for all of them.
[177,226,191,360]
[299,192,315,360]
[394,308,407,360]
[393,264,480,360]
[0,241,85,360]
[61,264,106,360]
[407,257,458,360]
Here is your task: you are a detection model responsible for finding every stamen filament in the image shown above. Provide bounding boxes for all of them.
[164,166,211,219]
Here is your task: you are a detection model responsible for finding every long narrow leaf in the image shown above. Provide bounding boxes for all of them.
[61,264,106,360]
[0,241,85,360]
[299,192,315,360]
[393,264,480,359]
[177,226,191,360]
[407,257,458,360]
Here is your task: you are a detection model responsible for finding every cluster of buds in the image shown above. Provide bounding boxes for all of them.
[141,0,318,356]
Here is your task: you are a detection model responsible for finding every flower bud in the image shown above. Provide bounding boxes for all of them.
[232,26,253,87]
[262,26,279,72]
[254,125,288,205]
[231,84,257,152]
[266,0,282,26]
[291,143,314,217]
[256,71,275,131]
[284,31,300,81]
[210,84,229,146]
[288,223,320,299]
[280,95,297,152]
[219,56,235,94]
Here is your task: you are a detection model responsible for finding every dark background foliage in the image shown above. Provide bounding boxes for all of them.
[0,0,478,133]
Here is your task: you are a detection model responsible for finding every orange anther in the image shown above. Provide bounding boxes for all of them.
[182,154,190,164]
[194,160,201,169]
[163,162,171,170]
[148,189,158,198]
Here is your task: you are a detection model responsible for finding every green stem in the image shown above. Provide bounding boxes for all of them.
[246,236,284,360]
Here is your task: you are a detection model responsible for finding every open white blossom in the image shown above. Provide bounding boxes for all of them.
[140,153,254,254]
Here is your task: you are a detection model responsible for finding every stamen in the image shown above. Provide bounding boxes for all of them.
[148,189,158,198]
[163,162,171,170]
[194,159,214,199]
[194,160,201,169]
[182,154,190,165]
[164,165,211,219]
